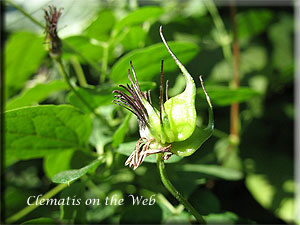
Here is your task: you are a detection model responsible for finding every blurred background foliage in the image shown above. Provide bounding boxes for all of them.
[3,0,295,224]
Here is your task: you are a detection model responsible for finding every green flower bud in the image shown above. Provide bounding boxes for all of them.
[44,6,62,59]
[113,26,214,169]
[171,76,214,157]
[160,26,197,142]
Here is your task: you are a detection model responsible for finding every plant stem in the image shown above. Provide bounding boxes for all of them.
[229,0,240,140]
[55,58,99,117]
[70,56,88,87]
[204,0,232,62]
[5,183,67,224]
[156,154,206,224]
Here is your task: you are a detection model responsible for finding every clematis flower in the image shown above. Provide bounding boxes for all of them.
[113,26,214,170]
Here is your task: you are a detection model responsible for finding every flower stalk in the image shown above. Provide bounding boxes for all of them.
[229,0,240,143]
[156,154,206,224]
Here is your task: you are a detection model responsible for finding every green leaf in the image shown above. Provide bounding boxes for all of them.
[238,9,273,41]
[5,186,30,218]
[85,9,116,42]
[179,164,243,180]
[246,174,275,208]
[162,210,191,224]
[5,105,92,166]
[168,75,186,97]
[268,15,293,77]
[241,46,267,74]
[114,6,164,32]
[170,170,207,198]
[63,36,103,63]
[6,80,68,110]
[203,211,240,224]
[22,217,57,224]
[112,113,131,148]
[110,42,199,83]
[214,137,242,170]
[182,0,207,17]
[117,141,182,164]
[89,117,113,153]
[209,60,231,82]
[245,151,295,223]
[67,86,114,112]
[197,86,261,106]
[138,81,158,91]
[52,157,103,184]
[5,32,47,98]
[70,151,98,170]
[43,150,74,179]
[247,174,295,223]
[120,26,147,51]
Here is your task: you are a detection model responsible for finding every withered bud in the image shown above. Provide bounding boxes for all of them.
[44,5,62,59]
